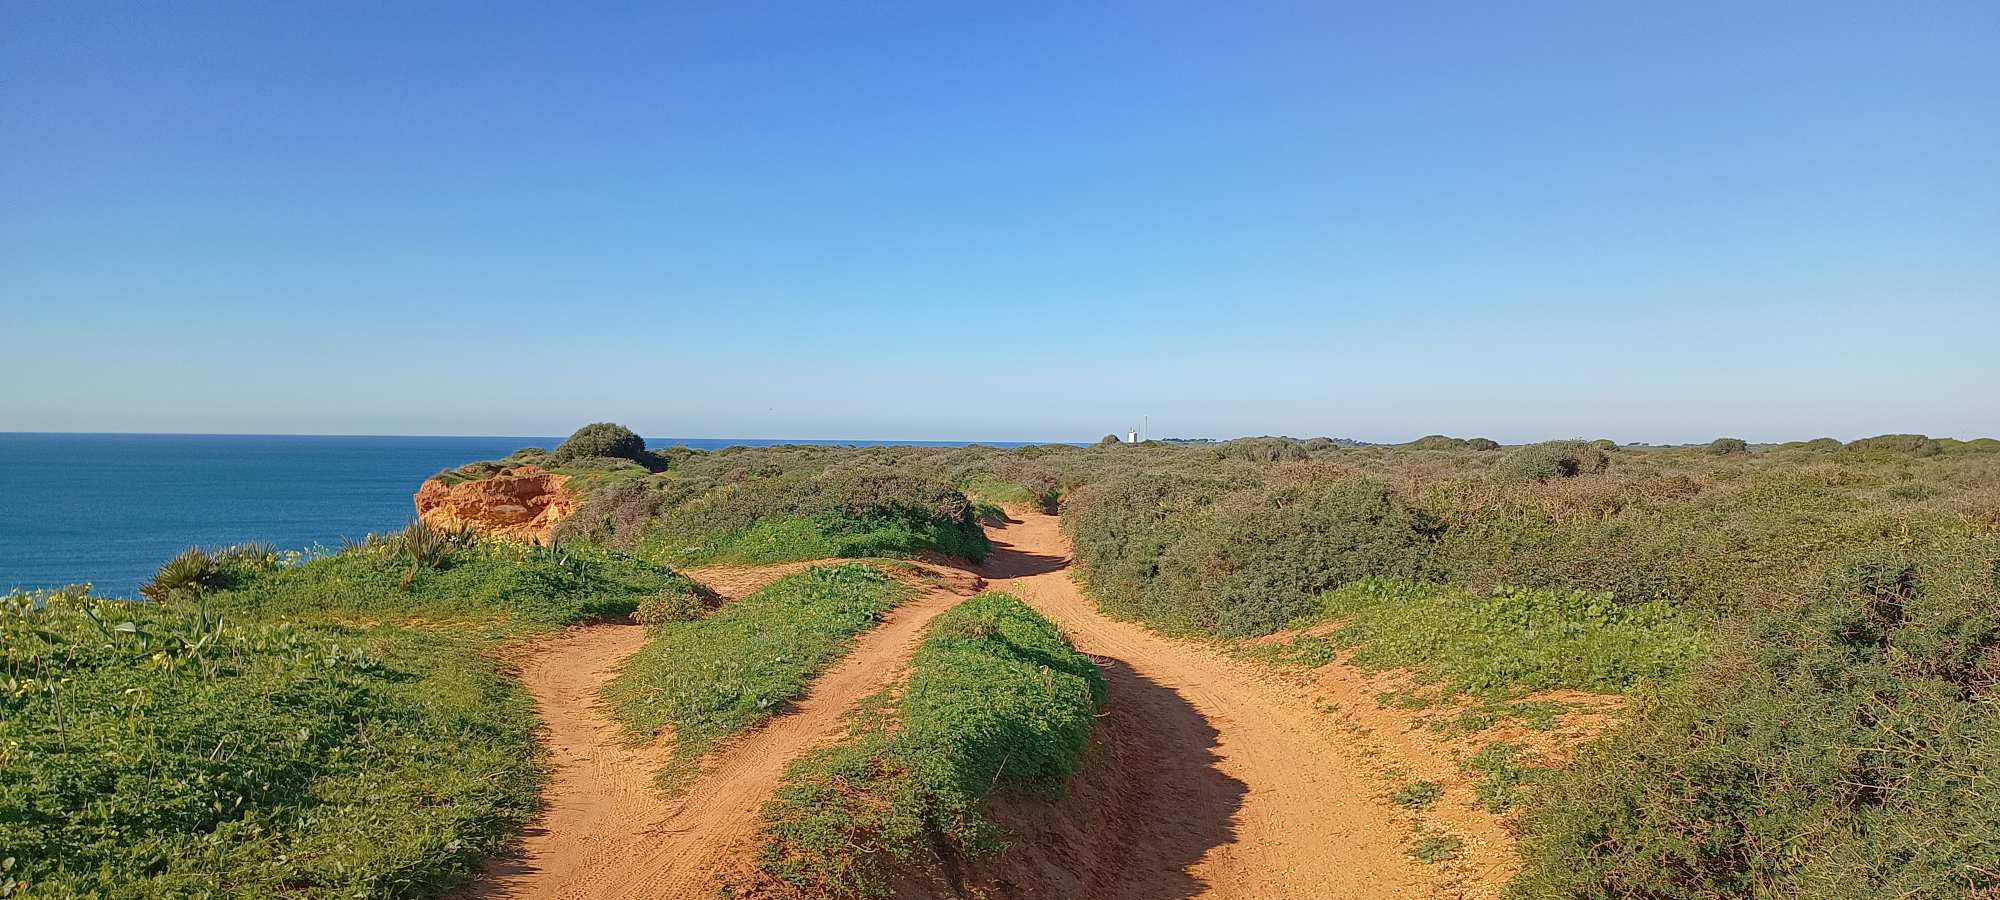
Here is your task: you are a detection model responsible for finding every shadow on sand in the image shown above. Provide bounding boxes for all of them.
[966,658,1245,899]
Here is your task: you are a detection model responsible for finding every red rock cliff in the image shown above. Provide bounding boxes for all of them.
[413,465,578,544]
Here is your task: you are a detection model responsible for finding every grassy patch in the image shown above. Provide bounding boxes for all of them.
[0,590,540,897]
[753,593,1105,899]
[207,535,697,630]
[3,527,691,898]
[1462,742,1545,813]
[960,473,1062,513]
[1260,578,1704,698]
[656,512,988,568]
[1392,781,1443,809]
[1410,834,1465,864]
[1429,699,1567,737]
[604,564,912,770]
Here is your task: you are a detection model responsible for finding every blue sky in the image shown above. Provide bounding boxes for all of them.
[4,2,1995,443]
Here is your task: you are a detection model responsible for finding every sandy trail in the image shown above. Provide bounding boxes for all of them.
[479,513,1466,900]
[472,569,977,900]
[680,560,835,602]
[978,510,1434,899]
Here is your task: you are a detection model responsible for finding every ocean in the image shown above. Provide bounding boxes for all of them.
[0,433,1049,598]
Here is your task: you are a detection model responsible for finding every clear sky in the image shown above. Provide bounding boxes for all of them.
[4,2,1995,444]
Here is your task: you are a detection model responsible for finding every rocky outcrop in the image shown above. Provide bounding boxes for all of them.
[414,465,578,544]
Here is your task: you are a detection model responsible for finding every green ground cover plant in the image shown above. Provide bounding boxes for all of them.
[0,589,541,898]
[203,522,700,629]
[1244,578,1704,697]
[752,593,1105,899]
[1410,834,1465,864]
[1392,781,1443,809]
[6,511,695,898]
[603,564,912,772]
[1460,742,1545,813]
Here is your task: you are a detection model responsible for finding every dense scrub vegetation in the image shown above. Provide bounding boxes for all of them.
[603,564,911,773]
[752,593,1104,899]
[1511,550,2000,899]
[636,429,1994,897]
[3,521,690,897]
[1034,432,1999,897]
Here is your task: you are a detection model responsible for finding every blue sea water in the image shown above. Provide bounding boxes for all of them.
[0,433,1049,598]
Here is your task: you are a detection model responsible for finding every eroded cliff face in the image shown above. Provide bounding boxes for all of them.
[414,465,577,544]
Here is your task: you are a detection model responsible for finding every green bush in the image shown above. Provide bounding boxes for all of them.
[754,593,1104,898]
[633,581,717,627]
[1162,479,1434,637]
[1707,437,1750,455]
[1067,471,1430,637]
[1843,433,1945,457]
[1096,433,1124,447]
[1511,549,2000,899]
[1496,440,1609,483]
[1467,437,1501,451]
[553,422,648,462]
[1212,436,1310,462]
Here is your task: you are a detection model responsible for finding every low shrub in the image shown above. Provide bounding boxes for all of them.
[138,544,278,603]
[1162,479,1434,637]
[1510,548,2000,899]
[1707,437,1750,455]
[553,422,648,463]
[1495,440,1609,483]
[1212,436,1310,462]
[754,593,1104,898]
[550,477,672,549]
[633,581,717,627]
[1843,433,1945,457]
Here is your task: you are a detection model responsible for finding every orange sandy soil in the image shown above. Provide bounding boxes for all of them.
[468,511,1610,899]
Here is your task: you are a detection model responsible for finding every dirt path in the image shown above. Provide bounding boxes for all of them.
[473,621,671,895]
[977,510,1439,899]
[472,571,977,899]
[480,514,1486,899]
[681,560,834,602]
